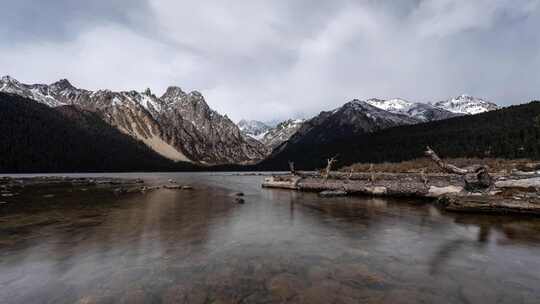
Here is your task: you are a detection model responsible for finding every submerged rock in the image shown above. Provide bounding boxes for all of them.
[319,190,347,197]
[113,188,127,195]
[164,184,183,189]
[267,273,306,301]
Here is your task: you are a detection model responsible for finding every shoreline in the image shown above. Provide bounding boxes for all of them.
[262,171,540,216]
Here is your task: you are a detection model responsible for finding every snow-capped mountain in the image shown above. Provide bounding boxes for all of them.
[365,98,413,113]
[261,119,305,149]
[237,120,271,140]
[273,100,418,156]
[365,98,459,122]
[433,94,499,115]
[0,76,266,164]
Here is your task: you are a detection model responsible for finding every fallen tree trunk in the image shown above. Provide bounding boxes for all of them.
[261,171,540,215]
[425,146,492,190]
[263,173,466,197]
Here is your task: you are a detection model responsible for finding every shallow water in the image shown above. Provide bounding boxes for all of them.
[1,173,540,303]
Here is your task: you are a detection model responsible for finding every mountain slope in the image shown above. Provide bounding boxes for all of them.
[0,93,195,173]
[261,119,305,149]
[433,94,499,114]
[258,101,540,170]
[365,98,460,122]
[237,120,271,140]
[158,88,268,163]
[0,76,265,165]
[270,100,419,158]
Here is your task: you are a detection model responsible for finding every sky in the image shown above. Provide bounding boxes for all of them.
[1,0,540,122]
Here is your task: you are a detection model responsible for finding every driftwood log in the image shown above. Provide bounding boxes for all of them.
[262,173,540,215]
[262,148,540,215]
[425,146,492,190]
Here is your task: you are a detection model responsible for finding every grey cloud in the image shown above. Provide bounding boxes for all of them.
[0,0,149,42]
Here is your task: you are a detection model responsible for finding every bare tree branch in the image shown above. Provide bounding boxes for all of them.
[425,146,468,175]
[324,156,338,180]
[288,161,296,175]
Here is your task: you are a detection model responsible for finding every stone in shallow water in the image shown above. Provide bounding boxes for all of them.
[306,266,332,281]
[267,273,306,301]
[162,284,207,304]
[319,190,347,197]
[119,289,148,304]
[298,280,341,303]
[75,296,97,304]
[332,263,386,287]
[164,184,183,189]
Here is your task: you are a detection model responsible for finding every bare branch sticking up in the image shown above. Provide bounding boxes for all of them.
[288,161,296,175]
[324,156,338,180]
[424,146,468,175]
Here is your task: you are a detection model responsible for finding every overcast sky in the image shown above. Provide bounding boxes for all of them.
[1,0,540,122]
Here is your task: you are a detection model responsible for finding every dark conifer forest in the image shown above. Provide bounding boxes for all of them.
[3,92,540,172]
[0,93,197,173]
[257,101,540,171]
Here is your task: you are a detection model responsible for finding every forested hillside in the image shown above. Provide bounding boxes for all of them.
[0,93,196,173]
[258,101,540,171]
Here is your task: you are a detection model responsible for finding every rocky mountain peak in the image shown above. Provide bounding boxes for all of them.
[433,94,499,115]
[1,75,18,84]
[189,90,203,98]
[365,97,458,122]
[50,79,75,91]
[161,86,187,103]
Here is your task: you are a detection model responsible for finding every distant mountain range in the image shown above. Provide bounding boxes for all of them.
[0,76,265,165]
[238,95,497,153]
[257,100,540,170]
[1,75,505,172]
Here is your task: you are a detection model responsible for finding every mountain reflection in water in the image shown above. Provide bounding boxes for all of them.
[1,173,540,304]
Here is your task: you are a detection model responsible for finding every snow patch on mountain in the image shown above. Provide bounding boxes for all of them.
[261,118,305,149]
[238,120,271,139]
[433,94,499,115]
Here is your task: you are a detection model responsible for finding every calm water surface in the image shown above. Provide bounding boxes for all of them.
[1,173,540,303]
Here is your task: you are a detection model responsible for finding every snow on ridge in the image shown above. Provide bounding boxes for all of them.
[365,98,414,112]
[433,94,499,115]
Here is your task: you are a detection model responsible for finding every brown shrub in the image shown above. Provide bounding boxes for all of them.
[341,158,536,174]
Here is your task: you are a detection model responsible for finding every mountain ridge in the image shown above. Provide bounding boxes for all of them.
[0,76,266,165]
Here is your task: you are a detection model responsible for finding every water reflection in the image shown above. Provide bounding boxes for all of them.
[1,173,540,303]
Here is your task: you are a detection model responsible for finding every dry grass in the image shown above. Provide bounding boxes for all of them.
[341,158,539,174]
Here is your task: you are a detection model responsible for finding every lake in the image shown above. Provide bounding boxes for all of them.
[1,173,540,303]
